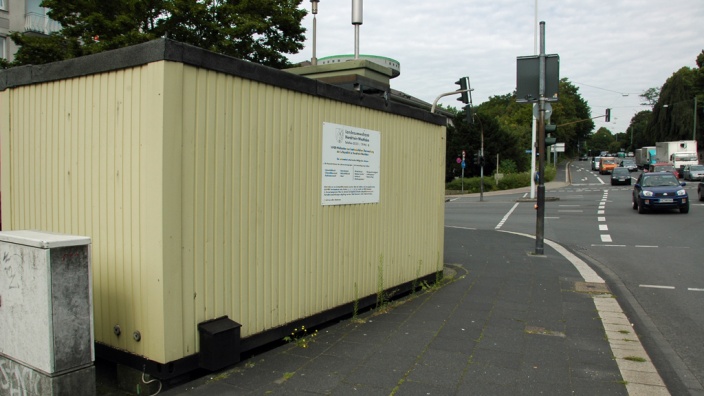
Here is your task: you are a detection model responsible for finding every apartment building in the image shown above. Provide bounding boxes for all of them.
[0,0,60,63]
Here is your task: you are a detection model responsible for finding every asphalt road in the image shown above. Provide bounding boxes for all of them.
[445,161,704,395]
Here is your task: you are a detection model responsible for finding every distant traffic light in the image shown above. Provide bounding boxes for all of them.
[605,108,611,122]
[473,151,480,165]
[455,77,470,104]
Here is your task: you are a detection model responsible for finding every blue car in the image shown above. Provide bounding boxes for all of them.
[632,172,689,214]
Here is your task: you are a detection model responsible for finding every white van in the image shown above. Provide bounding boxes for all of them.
[591,156,601,171]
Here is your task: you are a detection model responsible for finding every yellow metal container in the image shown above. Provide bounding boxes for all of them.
[0,39,446,366]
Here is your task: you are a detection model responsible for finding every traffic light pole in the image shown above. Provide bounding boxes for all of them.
[535,22,547,256]
[430,89,473,114]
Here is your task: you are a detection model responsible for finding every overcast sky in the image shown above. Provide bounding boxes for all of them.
[287,0,704,135]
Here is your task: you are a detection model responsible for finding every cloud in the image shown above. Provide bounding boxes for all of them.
[289,0,703,134]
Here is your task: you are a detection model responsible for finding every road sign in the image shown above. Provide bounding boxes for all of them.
[554,142,565,153]
[461,160,466,169]
[533,102,553,122]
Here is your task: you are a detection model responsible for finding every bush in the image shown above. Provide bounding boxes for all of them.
[496,172,530,190]
[445,164,557,193]
[446,176,496,193]
[498,159,518,174]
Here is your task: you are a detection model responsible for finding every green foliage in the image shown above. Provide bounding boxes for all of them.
[498,159,518,174]
[589,127,616,152]
[6,0,307,69]
[446,78,594,181]
[283,325,318,348]
[495,173,530,190]
[629,110,653,151]
[638,50,704,145]
[445,176,496,193]
[640,87,660,106]
[446,164,555,193]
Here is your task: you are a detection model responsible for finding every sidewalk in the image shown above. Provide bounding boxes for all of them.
[161,229,669,395]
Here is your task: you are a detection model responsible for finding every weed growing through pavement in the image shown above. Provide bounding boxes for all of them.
[624,356,647,362]
[412,260,422,295]
[376,255,386,309]
[283,325,318,348]
[351,282,366,324]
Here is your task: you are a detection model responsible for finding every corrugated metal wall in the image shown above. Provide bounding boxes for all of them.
[1,59,446,364]
[1,63,172,361]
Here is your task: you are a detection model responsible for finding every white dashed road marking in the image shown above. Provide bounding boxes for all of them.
[495,202,519,230]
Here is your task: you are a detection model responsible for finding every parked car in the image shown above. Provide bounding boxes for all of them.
[619,159,637,172]
[632,172,689,214]
[610,167,632,185]
[647,163,679,178]
[682,164,704,181]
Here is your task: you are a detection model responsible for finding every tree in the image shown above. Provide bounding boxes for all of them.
[644,51,704,144]
[588,127,615,153]
[475,79,593,166]
[545,79,594,157]
[640,87,660,106]
[628,110,653,151]
[5,0,307,69]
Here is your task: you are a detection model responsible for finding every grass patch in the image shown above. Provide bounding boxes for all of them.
[623,356,647,362]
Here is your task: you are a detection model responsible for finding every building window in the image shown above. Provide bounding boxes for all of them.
[0,0,6,11]
[1,36,7,61]
[25,0,61,34]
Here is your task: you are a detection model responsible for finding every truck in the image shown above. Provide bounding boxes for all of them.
[655,140,698,176]
[635,146,656,169]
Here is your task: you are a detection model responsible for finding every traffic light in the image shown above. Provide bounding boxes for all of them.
[605,108,611,122]
[455,77,470,104]
[473,151,480,165]
[464,104,473,124]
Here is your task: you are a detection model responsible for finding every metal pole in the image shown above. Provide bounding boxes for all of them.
[354,25,360,59]
[530,0,538,199]
[352,0,362,59]
[535,21,546,255]
[480,127,484,202]
[694,96,698,141]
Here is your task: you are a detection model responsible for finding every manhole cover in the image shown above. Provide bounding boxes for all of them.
[574,281,609,294]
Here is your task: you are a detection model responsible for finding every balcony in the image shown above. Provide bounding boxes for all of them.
[25,12,61,35]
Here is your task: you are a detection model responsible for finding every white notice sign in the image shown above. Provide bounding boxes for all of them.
[321,122,381,205]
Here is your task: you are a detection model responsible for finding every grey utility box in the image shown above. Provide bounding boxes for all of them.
[0,230,94,396]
